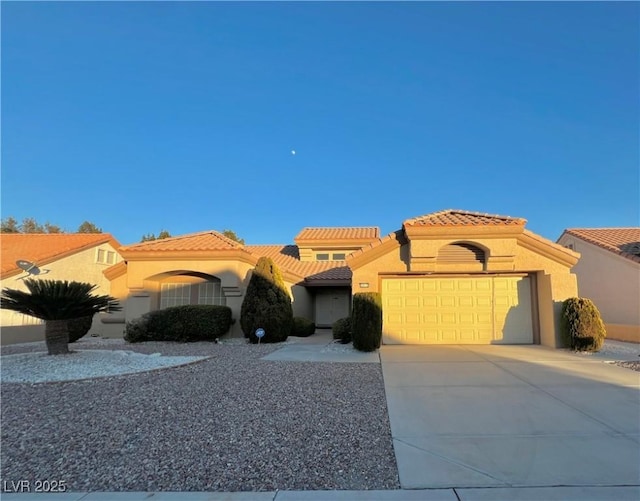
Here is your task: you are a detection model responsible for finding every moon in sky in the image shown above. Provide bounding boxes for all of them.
[291,150,296,155]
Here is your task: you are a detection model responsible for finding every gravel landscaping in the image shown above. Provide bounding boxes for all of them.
[0,338,400,492]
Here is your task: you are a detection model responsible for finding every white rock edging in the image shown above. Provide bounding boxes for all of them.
[1,349,208,384]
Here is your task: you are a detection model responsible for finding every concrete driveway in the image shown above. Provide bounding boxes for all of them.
[380,344,640,491]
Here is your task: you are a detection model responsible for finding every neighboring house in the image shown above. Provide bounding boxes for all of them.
[107,210,579,348]
[557,228,640,343]
[1,233,123,345]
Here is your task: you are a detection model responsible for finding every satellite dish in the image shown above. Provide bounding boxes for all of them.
[15,259,41,277]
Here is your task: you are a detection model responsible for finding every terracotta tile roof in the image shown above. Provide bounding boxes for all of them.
[562,228,640,263]
[346,230,407,261]
[404,209,526,227]
[1,233,120,278]
[246,245,352,283]
[304,266,352,282]
[294,227,380,242]
[121,231,243,252]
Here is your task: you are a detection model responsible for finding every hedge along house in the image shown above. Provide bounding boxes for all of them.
[105,210,579,347]
[557,228,640,343]
[1,233,123,345]
[347,210,580,347]
[106,228,379,337]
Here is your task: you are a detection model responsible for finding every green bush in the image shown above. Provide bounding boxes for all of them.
[292,317,316,337]
[332,317,352,344]
[240,257,293,343]
[352,292,382,352]
[68,315,93,343]
[560,297,607,352]
[124,305,232,343]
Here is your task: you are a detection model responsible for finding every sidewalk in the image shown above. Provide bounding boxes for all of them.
[3,486,640,500]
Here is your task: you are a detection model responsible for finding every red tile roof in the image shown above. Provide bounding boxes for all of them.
[294,227,379,242]
[246,245,351,283]
[404,209,526,227]
[562,228,640,263]
[1,233,120,278]
[120,231,243,252]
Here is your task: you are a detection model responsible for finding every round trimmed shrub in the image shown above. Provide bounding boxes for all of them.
[68,315,93,343]
[561,297,607,352]
[292,317,316,337]
[332,317,352,344]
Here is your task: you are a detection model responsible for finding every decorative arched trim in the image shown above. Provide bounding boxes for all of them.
[438,242,486,264]
[145,271,226,308]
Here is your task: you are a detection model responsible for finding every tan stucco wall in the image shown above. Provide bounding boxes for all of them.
[557,235,640,342]
[292,285,314,320]
[349,234,578,348]
[1,243,123,345]
[117,257,313,339]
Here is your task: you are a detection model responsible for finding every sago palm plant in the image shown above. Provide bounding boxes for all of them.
[1,279,121,355]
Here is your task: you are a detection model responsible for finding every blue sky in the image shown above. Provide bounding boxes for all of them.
[2,1,638,245]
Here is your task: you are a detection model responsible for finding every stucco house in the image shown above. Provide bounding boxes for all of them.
[107,210,579,347]
[0,233,123,344]
[557,228,640,343]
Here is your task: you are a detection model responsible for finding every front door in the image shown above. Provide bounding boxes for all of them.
[315,289,350,328]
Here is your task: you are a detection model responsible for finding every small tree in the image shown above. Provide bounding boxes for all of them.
[77,221,102,233]
[20,217,45,233]
[222,229,245,245]
[240,257,292,343]
[561,297,607,352]
[0,216,19,233]
[0,279,121,355]
[141,230,171,242]
[352,292,383,352]
[43,222,64,233]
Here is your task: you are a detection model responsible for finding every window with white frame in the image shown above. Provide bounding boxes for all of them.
[198,281,226,306]
[160,278,225,309]
[160,283,192,308]
[96,249,117,264]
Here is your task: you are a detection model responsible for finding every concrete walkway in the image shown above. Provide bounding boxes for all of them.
[380,344,640,490]
[3,486,640,500]
[262,330,379,363]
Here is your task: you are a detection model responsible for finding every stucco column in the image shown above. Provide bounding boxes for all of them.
[537,272,578,348]
[222,286,244,338]
[125,290,152,323]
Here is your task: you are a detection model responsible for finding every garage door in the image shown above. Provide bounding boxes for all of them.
[381,276,533,344]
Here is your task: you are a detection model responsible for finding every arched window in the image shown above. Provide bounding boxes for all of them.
[438,243,486,264]
[160,276,225,309]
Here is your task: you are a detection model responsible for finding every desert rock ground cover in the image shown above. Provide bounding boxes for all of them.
[1,340,400,492]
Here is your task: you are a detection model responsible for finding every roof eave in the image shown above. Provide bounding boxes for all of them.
[519,230,580,267]
[303,279,351,287]
[347,230,406,269]
[1,236,122,280]
[294,237,379,248]
[403,223,526,239]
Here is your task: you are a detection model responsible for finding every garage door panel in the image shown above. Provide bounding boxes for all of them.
[476,296,492,307]
[459,295,474,307]
[382,276,533,345]
[405,296,421,307]
[440,296,456,307]
[405,313,421,324]
[387,297,403,308]
[459,313,475,324]
[423,296,438,307]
